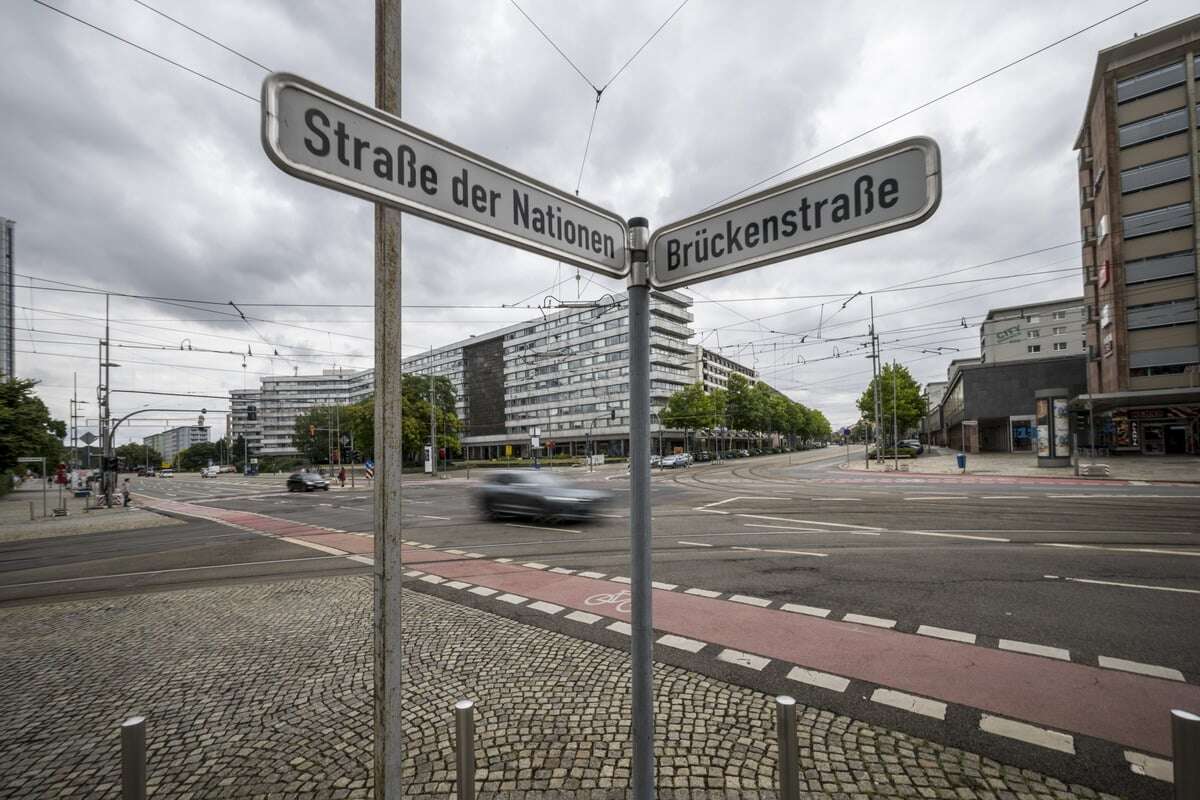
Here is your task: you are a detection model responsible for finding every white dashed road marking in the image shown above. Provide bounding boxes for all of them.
[728,594,771,607]
[684,588,722,598]
[444,580,471,590]
[565,611,602,625]
[917,625,976,644]
[1097,656,1185,682]
[419,575,445,585]
[496,593,528,605]
[658,634,706,653]
[1052,576,1200,595]
[527,601,563,615]
[870,689,947,720]
[781,603,831,618]
[787,666,849,692]
[716,649,770,671]
[578,571,607,579]
[677,541,714,547]
[998,639,1070,661]
[843,613,897,629]
[1124,750,1174,781]
[468,586,498,597]
[607,621,632,635]
[980,714,1075,754]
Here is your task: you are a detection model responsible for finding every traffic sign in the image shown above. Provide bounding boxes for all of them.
[17,457,42,463]
[648,137,941,289]
[80,432,97,445]
[262,73,629,278]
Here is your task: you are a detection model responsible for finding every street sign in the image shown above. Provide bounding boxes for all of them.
[79,432,97,445]
[262,72,629,278]
[648,137,941,289]
[17,457,43,463]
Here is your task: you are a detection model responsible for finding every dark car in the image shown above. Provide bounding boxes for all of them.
[476,470,611,522]
[693,451,711,463]
[287,472,329,492]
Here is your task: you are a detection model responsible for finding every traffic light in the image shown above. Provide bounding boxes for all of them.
[246,404,257,421]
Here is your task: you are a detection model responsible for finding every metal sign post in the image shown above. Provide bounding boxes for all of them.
[625,218,654,798]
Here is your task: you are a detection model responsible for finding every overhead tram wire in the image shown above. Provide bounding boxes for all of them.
[30,0,259,103]
[701,0,1150,211]
[128,0,271,72]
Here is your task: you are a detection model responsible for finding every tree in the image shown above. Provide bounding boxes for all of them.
[344,396,374,460]
[856,363,923,445]
[724,373,754,431]
[399,375,461,463]
[115,442,162,470]
[177,442,222,471]
[660,383,716,431]
[0,379,66,493]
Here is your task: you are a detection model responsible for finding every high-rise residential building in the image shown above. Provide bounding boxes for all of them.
[690,346,757,391]
[0,218,14,379]
[144,425,210,466]
[228,389,263,456]
[980,298,1087,364]
[1074,15,1200,455]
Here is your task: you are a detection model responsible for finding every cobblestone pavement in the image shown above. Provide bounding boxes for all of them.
[0,576,1123,799]
[841,448,1200,483]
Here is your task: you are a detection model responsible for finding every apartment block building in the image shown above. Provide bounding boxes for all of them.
[403,291,698,459]
[228,369,373,457]
[144,425,210,465]
[691,346,757,391]
[1075,15,1200,454]
[980,298,1087,364]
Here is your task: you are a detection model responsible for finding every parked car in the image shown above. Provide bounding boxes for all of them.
[476,470,611,521]
[679,452,694,466]
[901,439,925,455]
[159,468,174,478]
[693,451,712,463]
[738,449,751,458]
[287,472,329,492]
[200,466,220,478]
[650,454,662,466]
[660,454,682,468]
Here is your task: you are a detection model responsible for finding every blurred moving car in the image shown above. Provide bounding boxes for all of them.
[159,469,174,478]
[476,470,611,521]
[200,466,220,478]
[287,472,329,492]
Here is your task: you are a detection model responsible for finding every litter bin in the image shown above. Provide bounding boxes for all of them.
[956,453,966,471]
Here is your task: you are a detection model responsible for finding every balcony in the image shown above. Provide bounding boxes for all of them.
[1077,147,1093,172]
[1080,224,1095,243]
[1079,185,1094,208]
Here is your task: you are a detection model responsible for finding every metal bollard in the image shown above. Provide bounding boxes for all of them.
[1174,709,1200,799]
[775,695,799,800]
[454,700,475,800]
[121,716,146,800]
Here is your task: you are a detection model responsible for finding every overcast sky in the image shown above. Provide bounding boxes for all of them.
[3,0,1193,445]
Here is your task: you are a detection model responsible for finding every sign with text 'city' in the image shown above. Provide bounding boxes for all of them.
[648,137,941,289]
[261,73,628,278]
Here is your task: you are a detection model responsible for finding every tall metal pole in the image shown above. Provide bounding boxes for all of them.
[429,345,437,476]
[374,1,405,794]
[626,217,655,800]
[871,298,883,464]
[892,358,899,471]
[71,372,78,470]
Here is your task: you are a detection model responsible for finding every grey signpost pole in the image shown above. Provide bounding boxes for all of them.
[626,217,655,799]
[374,0,404,795]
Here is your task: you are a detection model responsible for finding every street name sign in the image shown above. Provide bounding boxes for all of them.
[262,73,628,278]
[648,137,941,289]
[17,457,43,463]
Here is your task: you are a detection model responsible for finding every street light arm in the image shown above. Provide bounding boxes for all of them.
[109,408,211,443]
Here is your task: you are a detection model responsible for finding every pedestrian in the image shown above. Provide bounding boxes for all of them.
[121,478,132,508]
[337,467,346,488]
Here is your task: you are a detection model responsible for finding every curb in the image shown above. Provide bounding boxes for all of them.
[834,461,1200,485]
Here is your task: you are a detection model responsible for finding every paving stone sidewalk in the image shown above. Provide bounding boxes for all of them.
[0,576,1122,799]
[842,449,1200,483]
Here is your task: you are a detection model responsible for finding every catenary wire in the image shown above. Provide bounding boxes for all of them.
[701,0,1150,210]
[129,0,271,71]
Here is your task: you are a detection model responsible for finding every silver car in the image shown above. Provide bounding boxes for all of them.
[476,470,612,522]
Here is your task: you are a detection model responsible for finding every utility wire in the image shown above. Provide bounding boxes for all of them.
[601,0,692,90]
[702,0,1150,210]
[30,0,259,103]
[129,0,270,71]
[507,0,599,91]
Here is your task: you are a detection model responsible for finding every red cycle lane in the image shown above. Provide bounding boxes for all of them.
[401,546,1198,757]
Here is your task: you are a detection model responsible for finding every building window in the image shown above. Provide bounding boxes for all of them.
[1053,342,1068,352]
[1122,202,1193,239]
[1027,330,1039,339]
[1127,299,1199,330]
[1053,326,1067,335]
[1052,310,1067,320]
[1126,250,1195,285]
[1027,345,1041,354]
[1118,107,1188,148]
[1120,155,1191,194]
[1115,60,1185,103]
[1129,363,1191,377]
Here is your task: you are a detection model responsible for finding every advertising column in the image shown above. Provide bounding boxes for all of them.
[1033,388,1072,467]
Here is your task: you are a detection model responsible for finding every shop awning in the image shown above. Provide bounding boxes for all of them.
[1071,386,1200,413]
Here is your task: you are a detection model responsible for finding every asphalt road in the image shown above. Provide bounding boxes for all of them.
[4,450,1197,797]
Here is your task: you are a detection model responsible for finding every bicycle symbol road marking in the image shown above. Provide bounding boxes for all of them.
[585,590,632,613]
